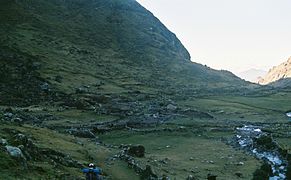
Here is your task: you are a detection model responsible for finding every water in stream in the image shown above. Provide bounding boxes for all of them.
[236,125,287,180]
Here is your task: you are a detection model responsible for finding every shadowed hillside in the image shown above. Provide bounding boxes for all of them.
[0,0,252,106]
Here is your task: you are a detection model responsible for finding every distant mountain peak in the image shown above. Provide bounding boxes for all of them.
[258,57,291,85]
[237,68,267,83]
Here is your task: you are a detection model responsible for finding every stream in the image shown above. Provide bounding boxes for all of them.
[236,125,287,180]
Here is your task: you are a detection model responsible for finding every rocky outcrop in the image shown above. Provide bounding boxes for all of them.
[1,130,81,169]
[258,57,291,85]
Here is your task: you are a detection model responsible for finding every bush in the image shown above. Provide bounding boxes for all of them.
[286,158,291,180]
[254,135,276,150]
[252,163,272,180]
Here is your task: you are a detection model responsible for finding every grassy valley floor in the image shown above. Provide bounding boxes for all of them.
[1,92,290,179]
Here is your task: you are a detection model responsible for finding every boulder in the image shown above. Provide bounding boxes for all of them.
[128,145,145,158]
[5,145,25,158]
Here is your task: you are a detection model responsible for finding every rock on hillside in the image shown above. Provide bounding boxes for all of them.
[258,57,291,85]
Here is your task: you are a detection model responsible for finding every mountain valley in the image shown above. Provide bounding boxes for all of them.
[0,0,291,179]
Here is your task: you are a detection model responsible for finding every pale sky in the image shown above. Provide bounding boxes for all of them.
[136,0,291,74]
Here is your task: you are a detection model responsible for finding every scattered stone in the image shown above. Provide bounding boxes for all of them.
[14,133,29,145]
[4,112,13,119]
[0,138,8,146]
[11,117,23,124]
[166,104,177,111]
[187,175,196,180]
[75,86,89,94]
[66,128,96,138]
[237,162,244,166]
[162,174,170,180]
[179,126,186,130]
[140,165,158,180]
[41,148,81,168]
[92,127,111,134]
[95,80,104,87]
[55,75,63,83]
[4,107,13,113]
[62,98,91,110]
[235,172,243,178]
[159,159,167,164]
[207,173,217,180]
[32,62,41,69]
[93,95,111,103]
[40,82,50,92]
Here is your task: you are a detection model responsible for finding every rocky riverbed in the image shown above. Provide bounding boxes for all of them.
[236,125,288,180]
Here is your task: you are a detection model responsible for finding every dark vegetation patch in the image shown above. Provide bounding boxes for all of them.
[0,46,61,106]
[252,162,272,180]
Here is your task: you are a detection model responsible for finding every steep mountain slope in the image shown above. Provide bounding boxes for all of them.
[258,57,291,85]
[0,0,251,106]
